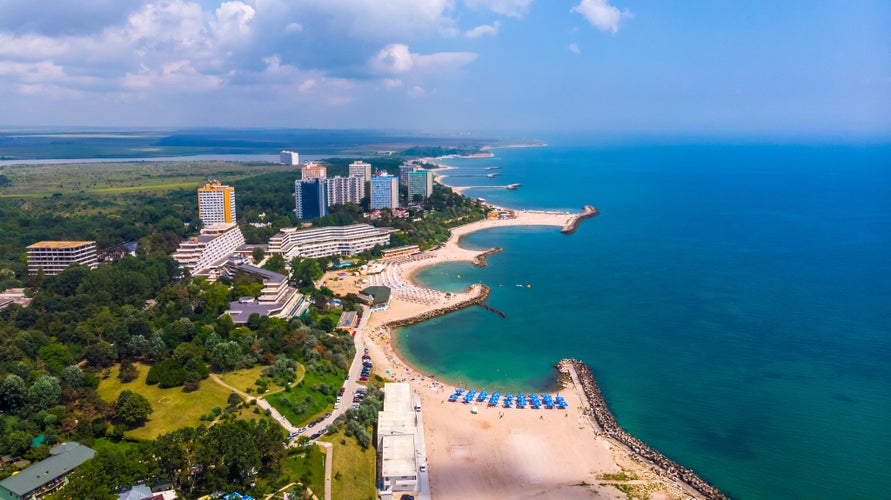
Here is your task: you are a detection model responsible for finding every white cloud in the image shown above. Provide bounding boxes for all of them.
[571,0,631,34]
[370,44,415,74]
[122,60,225,91]
[407,85,427,98]
[465,21,500,38]
[285,22,303,33]
[370,43,477,75]
[568,43,581,55]
[213,1,256,40]
[465,0,533,18]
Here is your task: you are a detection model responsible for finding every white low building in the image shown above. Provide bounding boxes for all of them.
[267,224,393,260]
[378,383,425,500]
[172,223,245,279]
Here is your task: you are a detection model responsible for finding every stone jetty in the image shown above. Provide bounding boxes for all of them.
[384,284,491,329]
[557,359,728,500]
[472,247,503,267]
[561,205,599,234]
[476,302,506,318]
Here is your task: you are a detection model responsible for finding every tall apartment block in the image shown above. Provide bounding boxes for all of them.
[370,175,399,210]
[326,176,365,206]
[198,181,236,224]
[26,241,98,276]
[295,178,328,220]
[301,163,327,180]
[399,163,419,186]
[408,169,434,200]
[348,161,372,183]
[280,150,300,165]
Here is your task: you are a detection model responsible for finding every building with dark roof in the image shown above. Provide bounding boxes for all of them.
[0,442,95,500]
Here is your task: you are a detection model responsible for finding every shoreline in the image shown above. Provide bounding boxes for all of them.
[335,209,711,498]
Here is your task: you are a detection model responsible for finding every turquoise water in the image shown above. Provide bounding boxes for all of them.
[398,142,891,499]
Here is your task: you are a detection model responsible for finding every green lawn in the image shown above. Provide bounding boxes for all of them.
[277,446,326,498]
[97,363,240,440]
[215,364,305,396]
[320,432,377,500]
[264,368,344,427]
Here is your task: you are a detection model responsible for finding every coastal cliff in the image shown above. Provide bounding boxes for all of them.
[557,359,728,500]
[384,284,491,328]
[561,205,600,234]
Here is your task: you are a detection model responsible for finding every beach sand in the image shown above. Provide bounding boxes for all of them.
[323,210,699,499]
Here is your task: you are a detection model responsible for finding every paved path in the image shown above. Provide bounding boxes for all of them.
[318,441,333,500]
[208,305,372,500]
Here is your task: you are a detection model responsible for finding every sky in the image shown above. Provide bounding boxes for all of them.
[0,0,889,135]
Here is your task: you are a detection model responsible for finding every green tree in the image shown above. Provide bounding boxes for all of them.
[0,374,27,412]
[251,246,265,263]
[289,256,323,287]
[29,374,62,410]
[114,390,153,426]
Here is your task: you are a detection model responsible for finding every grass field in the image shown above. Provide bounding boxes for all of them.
[321,432,377,500]
[278,446,326,498]
[214,364,306,396]
[97,363,241,440]
[0,161,289,197]
[264,367,344,427]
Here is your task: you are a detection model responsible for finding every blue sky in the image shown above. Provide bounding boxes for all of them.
[0,0,888,135]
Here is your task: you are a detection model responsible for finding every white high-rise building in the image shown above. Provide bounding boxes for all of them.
[348,161,373,183]
[325,176,365,206]
[198,182,236,224]
[280,150,300,165]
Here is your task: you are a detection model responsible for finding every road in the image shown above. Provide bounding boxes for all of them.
[211,305,371,500]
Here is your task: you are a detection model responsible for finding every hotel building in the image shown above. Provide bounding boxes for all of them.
[399,163,419,186]
[198,181,236,224]
[377,383,426,500]
[301,163,327,180]
[267,224,392,260]
[0,442,95,500]
[370,175,399,210]
[408,169,433,200]
[171,223,245,279]
[294,178,328,220]
[280,150,300,165]
[325,175,365,206]
[26,241,98,276]
[348,161,373,183]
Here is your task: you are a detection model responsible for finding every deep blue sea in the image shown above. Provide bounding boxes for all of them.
[397,141,891,499]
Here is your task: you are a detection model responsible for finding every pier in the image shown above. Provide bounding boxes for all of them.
[561,205,599,234]
[472,247,503,267]
[384,284,491,328]
[557,359,727,499]
[476,302,506,318]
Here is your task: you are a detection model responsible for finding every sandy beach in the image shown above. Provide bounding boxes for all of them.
[322,209,702,499]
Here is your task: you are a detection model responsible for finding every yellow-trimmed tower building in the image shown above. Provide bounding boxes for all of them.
[198,181,236,224]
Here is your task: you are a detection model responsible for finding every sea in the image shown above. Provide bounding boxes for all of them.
[396,139,891,499]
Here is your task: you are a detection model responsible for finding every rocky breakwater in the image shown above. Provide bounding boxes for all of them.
[561,205,600,234]
[557,359,727,500]
[472,247,503,267]
[384,284,491,329]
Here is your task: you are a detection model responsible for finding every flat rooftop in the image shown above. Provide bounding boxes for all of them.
[381,434,417,478]
[26,241,94,249]
[383,382,413,412]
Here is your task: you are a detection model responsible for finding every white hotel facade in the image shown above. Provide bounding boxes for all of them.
[325,175,365,206]
[268,224,393,259]
[171,223,246,279]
